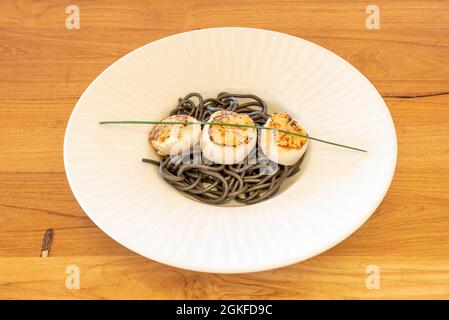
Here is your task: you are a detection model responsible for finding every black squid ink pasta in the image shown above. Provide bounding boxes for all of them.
[142,92,305,205]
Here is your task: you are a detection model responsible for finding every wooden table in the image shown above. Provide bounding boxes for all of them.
[1,0,448,299]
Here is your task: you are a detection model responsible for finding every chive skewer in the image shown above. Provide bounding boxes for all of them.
[99,120,367,153]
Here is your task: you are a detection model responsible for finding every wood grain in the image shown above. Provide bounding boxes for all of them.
[0,0,448,299]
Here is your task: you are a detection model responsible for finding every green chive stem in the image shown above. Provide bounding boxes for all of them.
[99,120,367,153]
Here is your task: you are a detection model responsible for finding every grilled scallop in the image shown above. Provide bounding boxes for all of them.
[201,110,257,164]
[260,112,308,165]
[148,115,200,156]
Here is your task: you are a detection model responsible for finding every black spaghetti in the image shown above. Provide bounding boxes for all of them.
[142,92,305,205]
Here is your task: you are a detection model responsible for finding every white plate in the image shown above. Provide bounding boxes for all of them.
[64,27,397,273]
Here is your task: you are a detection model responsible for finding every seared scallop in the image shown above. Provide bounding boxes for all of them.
[149,115,200,156]
[201,110,257,164]
[260,112,308,165]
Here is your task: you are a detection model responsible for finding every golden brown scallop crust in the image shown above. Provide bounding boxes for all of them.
[208,111,255,147]
[148,115,191,143]
[266,112,307,150]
